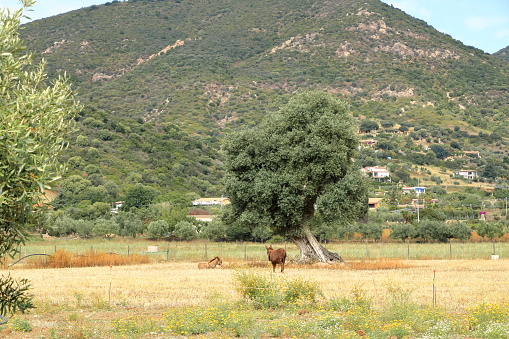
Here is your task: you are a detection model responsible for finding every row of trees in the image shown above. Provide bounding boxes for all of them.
[46,210,508,252]
[48,214,227,242]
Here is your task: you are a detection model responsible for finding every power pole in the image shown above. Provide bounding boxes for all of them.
[417,179,420,222]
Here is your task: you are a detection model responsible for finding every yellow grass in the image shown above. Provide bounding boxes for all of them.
[6,259,509,313]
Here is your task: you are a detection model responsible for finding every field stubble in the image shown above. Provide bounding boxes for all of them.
[2,240,509,338]
[7,259,509,311]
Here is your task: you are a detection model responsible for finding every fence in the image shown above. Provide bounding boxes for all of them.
[3,239,508,269]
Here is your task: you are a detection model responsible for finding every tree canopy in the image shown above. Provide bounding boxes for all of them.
[223,91,368,262]
[1,0,80,316]
[1,0,81,258]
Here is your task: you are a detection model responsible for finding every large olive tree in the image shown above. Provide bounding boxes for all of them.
[223,91,368,262]
[1,0,80,315]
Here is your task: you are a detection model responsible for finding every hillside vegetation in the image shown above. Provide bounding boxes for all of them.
[17,0,509,206]
[494,46,509,61]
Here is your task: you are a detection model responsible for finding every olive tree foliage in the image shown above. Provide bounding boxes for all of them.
[173,220,198,240]
[389,223,417,242]
[121,183,159,211]
[115,211,144,238]
[49,215,94,237]
[146,219,170,240]
[92,218,119,239]
[355,221,384,259]
[223,91,368,262]
[446,222,472,242]
[416,220,447,242]
[201,218,228,240]
[1,1,80,257]
[356,222,384,242]
[1,1,80,316]
[476,221,506,255]
[50,215,76,237]
[389,222,417,259]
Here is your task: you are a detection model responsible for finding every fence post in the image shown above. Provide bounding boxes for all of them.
[432,270,437,307]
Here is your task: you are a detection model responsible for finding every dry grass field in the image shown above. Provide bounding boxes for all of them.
[2,258,509,338]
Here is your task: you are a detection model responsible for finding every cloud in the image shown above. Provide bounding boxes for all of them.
[466,15,509,31]
[495,28,509,39]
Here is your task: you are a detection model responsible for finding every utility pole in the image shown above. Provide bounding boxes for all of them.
[417,197,420,222]
[416,179,420,222]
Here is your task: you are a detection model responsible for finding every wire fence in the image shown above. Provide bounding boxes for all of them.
[3,239,509,269]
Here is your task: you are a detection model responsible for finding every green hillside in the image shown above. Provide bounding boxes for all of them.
[17,0,509,208]
[494,46,509,62]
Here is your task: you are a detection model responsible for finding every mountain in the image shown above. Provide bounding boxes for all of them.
[18,0,509,205]
[494,46,509,61]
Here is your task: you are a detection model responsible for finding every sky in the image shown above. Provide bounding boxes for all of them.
[2,0,508,54]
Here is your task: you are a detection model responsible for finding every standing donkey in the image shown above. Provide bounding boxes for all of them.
[265,245,286,273]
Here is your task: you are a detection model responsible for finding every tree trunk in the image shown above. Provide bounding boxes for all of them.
[292,226,344,263]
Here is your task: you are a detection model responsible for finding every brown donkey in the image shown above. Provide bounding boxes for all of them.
[197,256,222,269]
[265,245,286,272]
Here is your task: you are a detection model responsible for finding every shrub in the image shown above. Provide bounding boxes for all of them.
[173,221,197,240]
[146,220,169,239]
[164,305,255,337]
[93,218,119,238]
[283,276,323,304]
[0,275,34,316]
[326,287,372,312]
[28,249,149,268]
[234,272,283,309]
[467,302,509,335]
[9,318,32,332]
[234,272,322,309]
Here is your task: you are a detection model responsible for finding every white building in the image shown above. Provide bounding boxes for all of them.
[110,201,123,214]
[192,197,231,206]
[361,166,390,181]
[453,170,478,180]
[402,187,426,195]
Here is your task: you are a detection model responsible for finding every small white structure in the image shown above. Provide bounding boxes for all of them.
[147,245,159,253]
[192,197,231,206]
[463,151,480,158]
[110,201,123,214]
[453,170,478,180]
[189,214,214,222]
[403,187,426,195]
[361,166,390,181]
